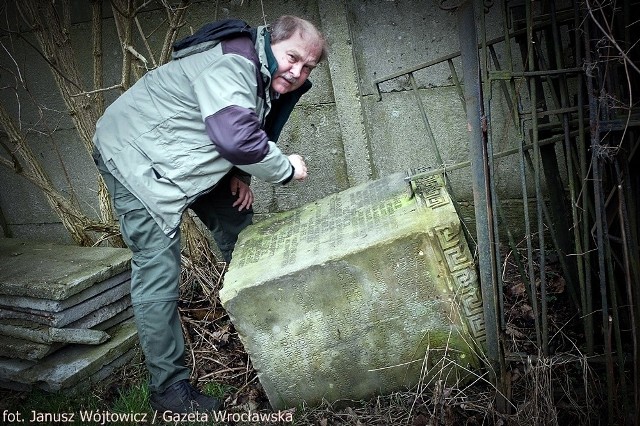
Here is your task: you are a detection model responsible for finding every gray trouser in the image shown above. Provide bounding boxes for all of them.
[189,172,253,264]
[94,150,251,392]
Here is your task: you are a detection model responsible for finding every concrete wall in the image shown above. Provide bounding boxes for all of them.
[0,0,536,244]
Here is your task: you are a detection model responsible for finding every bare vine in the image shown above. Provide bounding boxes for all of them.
[0,0,209,251]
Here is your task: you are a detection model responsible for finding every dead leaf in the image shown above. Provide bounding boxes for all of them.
[549,275,566,294]
[511,368,522,382]
[412,414,429,426]
[508,282,526,297]
[211,324,231,343]
[506,325,526,338]
[520,304,535,321]
[191,308,212,320]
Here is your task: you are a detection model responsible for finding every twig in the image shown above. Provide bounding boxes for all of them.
[70,84,124,97]
[134,16,158,69]
[125,45,150,69]
[585,0,640,75]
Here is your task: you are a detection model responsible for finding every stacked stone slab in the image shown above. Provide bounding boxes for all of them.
[221,172,487,409]
[0,238,137,391]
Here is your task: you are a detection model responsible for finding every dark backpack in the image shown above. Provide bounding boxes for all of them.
[172,18,256,54]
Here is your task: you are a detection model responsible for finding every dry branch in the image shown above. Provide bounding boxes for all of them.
[158,0,190,65]
[17,0,99,151]
[0,102,94,245]
[111,0,139,88]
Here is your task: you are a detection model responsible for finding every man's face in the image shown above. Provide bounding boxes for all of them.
[270,31,321,94]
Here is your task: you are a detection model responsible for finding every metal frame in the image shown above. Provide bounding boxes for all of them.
[373,0,640,420]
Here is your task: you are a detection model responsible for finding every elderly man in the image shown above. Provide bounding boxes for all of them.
[93,15,327,413]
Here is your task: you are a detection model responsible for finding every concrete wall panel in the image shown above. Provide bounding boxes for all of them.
[0,0,563,244]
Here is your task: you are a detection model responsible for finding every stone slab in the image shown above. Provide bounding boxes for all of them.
[0,349,138,393]
[78,349,138,394]
[0,281,130,327]
[0,357,34,376]
[221,172,486,409]
[0,298,132,361]
[0,334,60,361]
[1,319,138,392]
[0,319,109,345]
[68,299,133,330]
[0,238,131,300]
[0,358,34,391]
[0,300,133,362]
[0,270,130,312]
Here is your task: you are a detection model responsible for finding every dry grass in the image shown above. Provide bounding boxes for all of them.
[0,232,607,423]
[171,236,608,425]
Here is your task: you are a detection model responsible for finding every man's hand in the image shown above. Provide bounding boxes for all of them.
[288,154,308,181]
[230,176,254,211]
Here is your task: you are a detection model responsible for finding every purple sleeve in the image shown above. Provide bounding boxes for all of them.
[204,105,270,165]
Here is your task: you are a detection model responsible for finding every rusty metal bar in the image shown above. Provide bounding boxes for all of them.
[373,51,459,100]
[551,3,584,320]
[457,0,500,370]
[583,7,615,418]
[408,72,442,166]
[618,158,640,422]
[525,2,581,318]
[525,0,549,356]
[500,0,542,352]
[489,67,584,79]
[549,0,581,312]
[488,45,517,126]
[572,4,594,356]
[447,58,466,114]
[406,131,576,181]
[406,71,474,250]
[0,203,11,238]
[497,0,521,132]
[480,4,505,336]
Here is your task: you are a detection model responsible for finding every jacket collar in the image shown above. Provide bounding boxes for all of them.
[263,31,278,77]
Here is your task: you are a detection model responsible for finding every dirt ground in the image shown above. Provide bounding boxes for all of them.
[0,245,613,425]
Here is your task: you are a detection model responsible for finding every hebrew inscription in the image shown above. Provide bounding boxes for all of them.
[223,172,487,409]
[234,177,409,269]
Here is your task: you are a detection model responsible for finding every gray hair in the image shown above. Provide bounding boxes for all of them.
[270,15,328,63]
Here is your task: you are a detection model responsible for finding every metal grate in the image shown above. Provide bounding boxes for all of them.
[373,0,640,420]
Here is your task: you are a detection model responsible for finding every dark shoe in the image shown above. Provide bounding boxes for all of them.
[150,380,223,413]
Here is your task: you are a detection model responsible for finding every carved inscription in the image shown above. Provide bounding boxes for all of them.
[234,177,408,269]
[225,173,488,408]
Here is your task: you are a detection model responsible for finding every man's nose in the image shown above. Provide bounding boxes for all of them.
[290,63,302,78]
